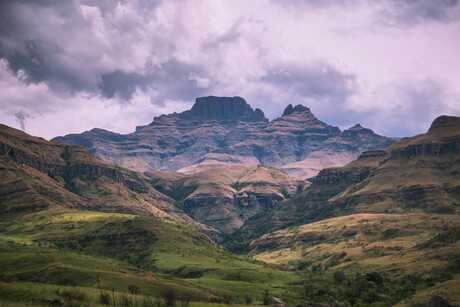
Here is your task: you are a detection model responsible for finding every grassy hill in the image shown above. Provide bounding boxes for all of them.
[0,210,303,305]
[248,213,460,305]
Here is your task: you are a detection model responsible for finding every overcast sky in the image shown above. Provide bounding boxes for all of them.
[1,0,459,139]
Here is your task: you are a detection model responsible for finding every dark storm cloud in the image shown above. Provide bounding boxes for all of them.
[0,0,102,93]
[14,109,29,131]
[100,59,215,101]
[263,62,357,103]
[0,0,216,103]
[378,0,460,26]
[100,71,150,100]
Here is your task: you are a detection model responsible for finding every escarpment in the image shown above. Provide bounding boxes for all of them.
[0,142,148,193]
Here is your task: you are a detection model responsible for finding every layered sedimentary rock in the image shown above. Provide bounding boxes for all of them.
[0,124,219,238]
[145,165,304,234]
[193,104,395,178]
[239,116,460,239]
[53,97,395,179]
[53,96,268,172]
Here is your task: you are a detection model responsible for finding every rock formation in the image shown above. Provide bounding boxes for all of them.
[239,115,460,239]
[53,97,395,179]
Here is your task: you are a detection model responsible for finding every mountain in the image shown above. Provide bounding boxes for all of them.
[52,96,268,172]
[243,116,460,306]
[0,123,302,236]
[0,124,217,237]
[192,104,395,179]
[52,97,395,179]
[239,115,460,239]
[145,165,305,234]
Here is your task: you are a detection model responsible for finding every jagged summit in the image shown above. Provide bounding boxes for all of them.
[52,96,396,176]
[181,96,268,122]
[350,124,363,129]
[282,104,311,116]
[344,123,374,135]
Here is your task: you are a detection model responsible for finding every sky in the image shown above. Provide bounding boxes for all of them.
[0,0,459,139]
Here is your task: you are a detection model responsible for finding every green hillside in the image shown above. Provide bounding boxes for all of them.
[0,210,302,305]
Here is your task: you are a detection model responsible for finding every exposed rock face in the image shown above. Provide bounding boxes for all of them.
[195,103,395,179]
[185,96,268,122]
[52,96,394,179]
[145,165,304,234]
[53,96,268,172]
[0,124,220,238]
[239,116,460,239]
[0,142,148,193]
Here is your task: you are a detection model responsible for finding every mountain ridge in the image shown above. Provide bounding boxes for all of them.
[52,96,396,178]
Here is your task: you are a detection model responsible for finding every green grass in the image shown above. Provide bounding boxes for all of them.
[0,210,303,305]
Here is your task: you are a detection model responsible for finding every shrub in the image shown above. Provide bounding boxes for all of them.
[128,284,140,295]
[333,271,347,285]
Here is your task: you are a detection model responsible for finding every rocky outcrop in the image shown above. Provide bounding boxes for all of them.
[146,165,304,234]
[0,142,148,193]
[239,117,460,238]
[192,102,395,179]
[390,136,460,158]
[429,115,460,130]
[184,96,268,122]
[53,96,395,178]
[53,96,269,172]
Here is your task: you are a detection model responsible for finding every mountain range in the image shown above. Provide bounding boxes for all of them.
[1,100,459,306]
[52,96,396,179]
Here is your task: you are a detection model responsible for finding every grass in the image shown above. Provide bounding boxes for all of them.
[0,209,303,305]
[249,213,460,305]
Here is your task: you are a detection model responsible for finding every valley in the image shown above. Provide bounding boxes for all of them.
[0,103,459,306]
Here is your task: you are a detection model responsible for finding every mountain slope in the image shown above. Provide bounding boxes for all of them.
[145,165,305,233]
[193,104,395,179]
[52,97,395,179]
[0,124,218,237]
[239,115,460,239]
[52,96,269,172]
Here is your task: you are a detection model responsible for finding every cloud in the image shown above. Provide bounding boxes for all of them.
[14,109,29,131]
[376,0,460,26]
[0,0,459,140]
[262,61,356,104]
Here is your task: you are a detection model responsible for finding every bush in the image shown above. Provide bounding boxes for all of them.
[128,284,140,295]
[333,271,347,285]
[263,290,271,305]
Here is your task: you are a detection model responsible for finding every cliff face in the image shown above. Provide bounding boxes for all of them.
[0,124,219,238]
[53,97,395,179]
[0,142,148,193]
[194,104,395,179]
[239,116,460,239]
[53,96,269,172]
[145,165,304,234]
[185,96,268,122]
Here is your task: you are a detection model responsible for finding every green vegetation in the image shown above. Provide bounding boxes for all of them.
[0,210,302,305]
[250,213,460,305]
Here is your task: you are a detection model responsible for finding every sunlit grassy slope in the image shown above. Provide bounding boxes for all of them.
[0,210,302,305]
[249,213,460,305]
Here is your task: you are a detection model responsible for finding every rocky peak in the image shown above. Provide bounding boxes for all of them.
[282,104,312,116]
[184,96,268,122]
[429,115,460,131]
[344,124,374,135]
